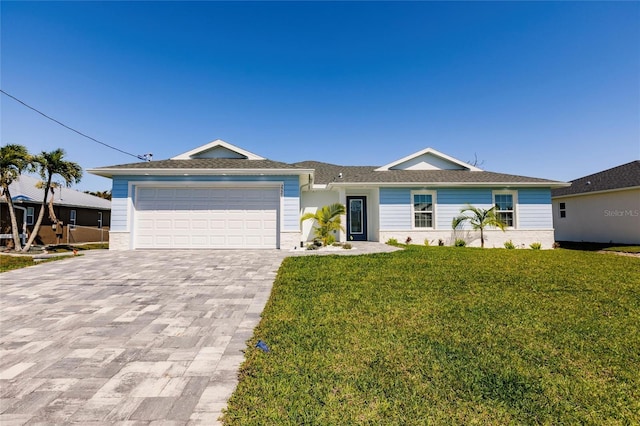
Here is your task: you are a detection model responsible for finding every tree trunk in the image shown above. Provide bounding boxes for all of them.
[2,185,23,251]
[480,227,485,248]
[21,175,52,252]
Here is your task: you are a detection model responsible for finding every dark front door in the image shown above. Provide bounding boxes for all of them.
[347,196,367,241]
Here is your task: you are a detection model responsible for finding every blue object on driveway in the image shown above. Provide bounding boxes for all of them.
[256,340,270,352]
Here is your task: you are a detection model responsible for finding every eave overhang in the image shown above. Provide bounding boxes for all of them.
[88,167,315,179]
[323,181,570,189]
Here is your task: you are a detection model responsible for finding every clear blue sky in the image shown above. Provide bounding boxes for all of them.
[1,1,638,191]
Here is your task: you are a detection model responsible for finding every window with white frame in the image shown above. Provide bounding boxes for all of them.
[559,202,566,218]
[69,210,77,229]
[493,191,516,228]
[26,207,35,225]
[412,191,436,228]
[98,212,103,228]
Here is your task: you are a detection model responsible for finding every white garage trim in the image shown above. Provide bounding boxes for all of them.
[130,182,283,249]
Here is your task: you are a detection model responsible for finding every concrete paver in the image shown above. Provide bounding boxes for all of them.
[0,243,399,425]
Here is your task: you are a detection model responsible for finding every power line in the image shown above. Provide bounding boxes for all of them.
[1,89,151,161]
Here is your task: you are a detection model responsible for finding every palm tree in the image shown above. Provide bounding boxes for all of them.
[301,203,346,246]
[22,149,82,252]
[0,144,34,251]
[452,204,507,248]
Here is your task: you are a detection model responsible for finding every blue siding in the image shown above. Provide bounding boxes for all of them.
[378,187,553,231]
[437,188,493,229]
[109,175,300,232]
[518,188,553,229]
[379,188,411,229]
[518,188,551,204]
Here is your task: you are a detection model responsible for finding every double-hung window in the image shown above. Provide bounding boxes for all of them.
[559,202,566,218]
[412,191,436,228]
[26,207,35,225]
[493,191,516,228]
[69,210,77,229]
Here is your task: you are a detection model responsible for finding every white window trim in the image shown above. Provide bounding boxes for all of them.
[69,209,77,230]
[411,190,437,229]
[492,190,517,229]
[26,207,35,225]
[98,211,103,229]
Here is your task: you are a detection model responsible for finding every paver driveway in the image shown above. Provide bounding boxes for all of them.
[0,250,287,425]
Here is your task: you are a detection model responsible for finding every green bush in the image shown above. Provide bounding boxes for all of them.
[386,238,399,246]
[424,239,431,246]
[530,242,542,250]
[454,238,466,247]
[504,240,516,249]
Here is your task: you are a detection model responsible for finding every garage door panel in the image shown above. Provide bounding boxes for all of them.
[134,187,279,249]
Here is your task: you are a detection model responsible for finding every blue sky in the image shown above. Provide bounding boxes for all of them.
[1,1,638,191]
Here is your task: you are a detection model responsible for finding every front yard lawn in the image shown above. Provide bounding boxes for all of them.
[223,246,639,425]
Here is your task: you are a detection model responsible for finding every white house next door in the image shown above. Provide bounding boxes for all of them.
[134,186,280,249]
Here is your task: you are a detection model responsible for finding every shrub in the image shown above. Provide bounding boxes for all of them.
[530,242,542,250]
[386,238,399,246]
[424,239,430,246]
[342,243,352,250]
[405,236,412,245]
[325,234,336,246]
[504,240,516,250]
[454,238,466,247]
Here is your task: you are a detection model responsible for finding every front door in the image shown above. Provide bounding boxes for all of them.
[346,196,367,241]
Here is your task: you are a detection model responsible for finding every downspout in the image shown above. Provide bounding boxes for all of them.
[299,173,313,192]
[13,205,27,247]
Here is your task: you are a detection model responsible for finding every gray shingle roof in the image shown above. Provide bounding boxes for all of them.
[96,158,307,170]
[551,161,640,197]
[1,174,111,209]
[294,161,564,185]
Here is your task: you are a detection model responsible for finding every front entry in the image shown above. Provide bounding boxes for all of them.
[346,196,367,241]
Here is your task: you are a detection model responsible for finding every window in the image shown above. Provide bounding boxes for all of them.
[69,210,77,229]
[412,191,435,228]
[26,207,35,225]
[493,191,516,228]
[98,212,103,228]
[559,202,566,218]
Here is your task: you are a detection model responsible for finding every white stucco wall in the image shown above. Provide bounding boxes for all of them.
[552,188,640,244]
[300,190,340,241]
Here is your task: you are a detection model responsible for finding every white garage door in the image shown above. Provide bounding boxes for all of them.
[134,187,280,249]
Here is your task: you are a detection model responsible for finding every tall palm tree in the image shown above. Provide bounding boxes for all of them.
[0,144,34,251]
[301,203,346,246]
[452,204,507,248]
[22,149,82,252]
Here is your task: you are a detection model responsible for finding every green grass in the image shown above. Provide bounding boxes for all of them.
[223,246,640,425]
[0,254,63,272]
[603,246,640,253]
[0,255,37,272]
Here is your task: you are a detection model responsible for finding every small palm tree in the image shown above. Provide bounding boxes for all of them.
[452,204,507,248]
[22,149,82,252]
[301,203,346,246]
[0,144,34,251]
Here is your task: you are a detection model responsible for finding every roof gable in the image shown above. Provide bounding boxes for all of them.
[171,139,265,160]
[375,147,482,172]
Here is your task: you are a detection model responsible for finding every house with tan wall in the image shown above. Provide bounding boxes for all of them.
[551,161,640,245]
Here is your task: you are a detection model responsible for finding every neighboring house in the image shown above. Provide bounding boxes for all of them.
[551,161,640,244]
[89,139,568,250]
[0,174,111,247]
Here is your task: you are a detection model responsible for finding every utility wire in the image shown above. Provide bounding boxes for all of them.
[1,89,150,161]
